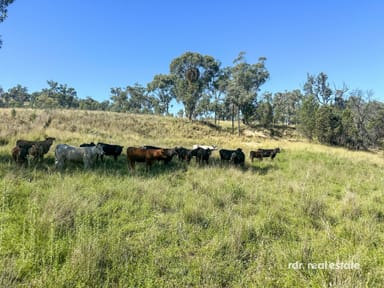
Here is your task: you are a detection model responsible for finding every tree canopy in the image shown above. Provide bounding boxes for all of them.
[170,52,220,120]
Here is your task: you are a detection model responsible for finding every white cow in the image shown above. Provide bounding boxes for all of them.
[55,143,104,170]
[192,144,217,150]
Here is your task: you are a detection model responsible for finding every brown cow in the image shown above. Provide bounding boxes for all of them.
[11,146,29,166]
[126,147,168,171]
[250,148,280,162]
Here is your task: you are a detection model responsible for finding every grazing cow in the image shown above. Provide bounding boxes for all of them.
[97,142,124,161]
[192,144,217,151]
[162,148,178,164]
[249,150,263,162]
[11,146,29,166]
[175,147,192,162]
[220,148,245,165]
[141,145,177,164]
[230,149,245,166]
[126,147,168,171]
[190,147,211,165]
[250,148,280,162]
[55,143,104,170]
[16,137,55,161]
[219,148,242,162]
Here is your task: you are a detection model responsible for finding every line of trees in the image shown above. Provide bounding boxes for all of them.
[1,51,383,149]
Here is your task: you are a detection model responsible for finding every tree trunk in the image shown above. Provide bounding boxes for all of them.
[237,105,241,136]
[231,104,235,134]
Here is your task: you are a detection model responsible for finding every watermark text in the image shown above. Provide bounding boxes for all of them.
[288,261,360,270]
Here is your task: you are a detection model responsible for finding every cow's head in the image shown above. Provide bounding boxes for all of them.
[95,143,105,155]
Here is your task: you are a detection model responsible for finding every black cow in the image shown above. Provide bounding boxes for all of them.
[175,147,192,162]
[97,142,124,161]
[190,147,211,165]
[230,149,245,166]
[80,142,96,147]
[80,142,123,161]
[220,148,245,166]
[219,148,241,162]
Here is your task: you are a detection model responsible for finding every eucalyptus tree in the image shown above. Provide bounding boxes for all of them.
[170,51,220,120]
[315,105,342,145]
[2,84,29,107]
[345,89,380,149]
[298,94,319,140]
[147,74,176,115]
[79,96,100,111]
[34,81,78,108]
[273,89,302,126]
[126,83,153,113]
[0,0,14,48]
[256,92,273,128]
[110,87,128,112]
[56,83,78,108]
[194,93,212,119]
[210,66,230,124]
[303,72,333,105]
[226,52,270,134]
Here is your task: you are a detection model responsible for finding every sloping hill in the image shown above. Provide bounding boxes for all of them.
[1,108,384,287]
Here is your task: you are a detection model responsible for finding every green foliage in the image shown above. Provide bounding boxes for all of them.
[227,53,270,125]
[0,0,14,22]
[0,0,14,48]
[256,100,273,128]
[315,105,342,145]
[272,90,302,126]
[297,82,384,149]
[303,72,333,105]
[298,94,319,140]
[147,74,176,115]
[170,51,220,120]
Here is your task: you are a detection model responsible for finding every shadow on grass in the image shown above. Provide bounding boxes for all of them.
[0,153,13,164]
[248,164,275,175]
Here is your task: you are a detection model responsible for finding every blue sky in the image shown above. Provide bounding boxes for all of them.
[1,0,383,109]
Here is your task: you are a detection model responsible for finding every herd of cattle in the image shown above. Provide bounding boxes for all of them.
[11,137,281,171]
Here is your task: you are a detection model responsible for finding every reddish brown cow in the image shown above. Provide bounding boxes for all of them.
[126,147,168,171]
[11,146,29,166]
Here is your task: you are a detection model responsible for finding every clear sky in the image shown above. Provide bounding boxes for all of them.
[1,0,383,107]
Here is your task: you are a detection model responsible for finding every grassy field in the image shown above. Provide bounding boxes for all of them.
[1,108,384,287]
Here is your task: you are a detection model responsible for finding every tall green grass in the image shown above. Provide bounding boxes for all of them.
[1,109,384,287]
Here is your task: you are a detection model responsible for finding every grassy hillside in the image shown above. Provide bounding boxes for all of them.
[1,108,384,287]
